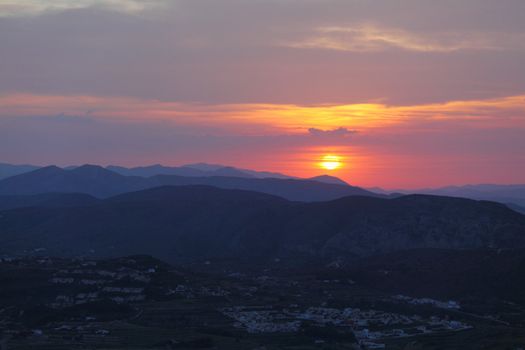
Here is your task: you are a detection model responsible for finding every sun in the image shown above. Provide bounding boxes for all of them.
[319,155,342,171]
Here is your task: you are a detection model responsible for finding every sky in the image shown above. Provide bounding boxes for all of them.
[1,0,524,189]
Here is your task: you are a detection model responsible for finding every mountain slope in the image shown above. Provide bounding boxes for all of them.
[0,186,523,263]
[308,175,349,186]
[0,193,99,211]
[0,163,40,180]
[388,184,525,208]
[507,203,525,215]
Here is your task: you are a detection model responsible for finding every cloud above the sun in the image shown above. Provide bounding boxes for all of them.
[308,127,358,138]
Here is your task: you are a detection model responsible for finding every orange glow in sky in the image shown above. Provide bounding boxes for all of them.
[1,93,524,188]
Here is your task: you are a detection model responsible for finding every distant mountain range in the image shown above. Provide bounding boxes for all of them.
[0,165,148,198]
[0,163,295,181]
[0,165,375,201]
[1,162,524,210]
[106,163,294,179]
[0,185,523,263]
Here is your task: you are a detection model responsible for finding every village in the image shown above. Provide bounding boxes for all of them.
[219,304,471,349]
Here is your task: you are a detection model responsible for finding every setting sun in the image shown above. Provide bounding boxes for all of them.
[319,155,342,171]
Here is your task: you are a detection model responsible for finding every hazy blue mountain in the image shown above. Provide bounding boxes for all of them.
[0,186,523,263]
[420,184,525,207]
[0,162,292,181]
[109,162,293,179]
[106,164,209,177]
[0,193,99,211]
[308,175,349,186]
[0,165,377,201]
[152,174,377,201]
[207,166,255,178]
[370,184,525,211]
[4,163,523,208]
[183,162,293,179]
[365,186,391,195]
[0,163,40,180]
[240,169,294,179]
[0,165,151,198]
[182,162,225,171]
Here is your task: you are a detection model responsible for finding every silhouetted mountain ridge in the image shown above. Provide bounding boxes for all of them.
[308,175,349,186]
[0,165,377,201]
[107,163,288,179]
[0,186,523,263]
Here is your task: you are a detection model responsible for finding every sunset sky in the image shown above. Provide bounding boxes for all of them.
[1,0,524,188]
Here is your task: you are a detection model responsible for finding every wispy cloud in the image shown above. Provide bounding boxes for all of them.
[1,93,524,133]
[0,0,162,17]
[287,24,524,53]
